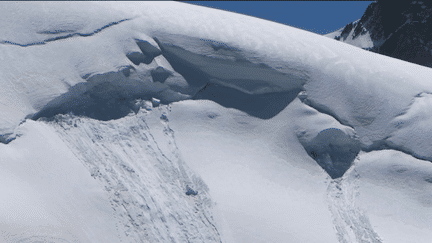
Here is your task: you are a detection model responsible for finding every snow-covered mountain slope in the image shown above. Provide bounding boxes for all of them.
[1,2,432,243]
[326,0,432,68]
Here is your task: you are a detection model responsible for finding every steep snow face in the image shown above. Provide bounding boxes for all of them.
[0,120,121,243]
[168,99,339,243]
[2,1,432,146]
[2,1,432,145]
[46,105,222,243]
[325,150,432,243]
[0,103,223,243]
[0,1,311,143]
[302,50,432,155]
[2,2,432,243]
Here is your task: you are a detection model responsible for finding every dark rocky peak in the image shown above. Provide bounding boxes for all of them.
[331,0,432,68]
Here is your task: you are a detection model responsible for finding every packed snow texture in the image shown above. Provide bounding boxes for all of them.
[1,1,432,243]
[0,120,121,243]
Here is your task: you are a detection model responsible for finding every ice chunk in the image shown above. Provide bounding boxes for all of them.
[186,185,198,196]
[151,97,160,107]
[126,52,148,65]
[136,39,162,59]
[151,66,172,83]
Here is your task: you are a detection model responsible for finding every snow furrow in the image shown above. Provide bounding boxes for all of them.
[45,107,221,243]
[327,163,382,243]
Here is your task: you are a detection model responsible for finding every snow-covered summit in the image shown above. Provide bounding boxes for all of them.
[326,0,432,68]
[1,2,432,242]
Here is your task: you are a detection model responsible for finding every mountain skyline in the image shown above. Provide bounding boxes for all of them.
[326,0,432,68]
[183,1,374,35]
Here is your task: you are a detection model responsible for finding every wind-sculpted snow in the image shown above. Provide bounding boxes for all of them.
[303,53,432,164]
[153,34,306,119]
[294,100,361,179]
[298,75,432,178]
[3,1,432,145]
[0,2,135,45]
[387,92,432,161]
[154,35,307,95]
[194,83,301,119]
[302,86,432,166]
[1,19,130,47]
[0,120,123,243]
[168,99,341,243]
[351,150,432,243]
[0,30,193,143]
[298,128,361,179]
[2,2,432,242]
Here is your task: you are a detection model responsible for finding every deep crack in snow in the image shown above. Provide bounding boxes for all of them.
[1,19,131,47]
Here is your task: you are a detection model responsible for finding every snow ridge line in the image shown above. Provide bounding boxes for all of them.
[361,105,432,165]
[0,18,130,47]
[298,93,355,131]
[327,162,382,243]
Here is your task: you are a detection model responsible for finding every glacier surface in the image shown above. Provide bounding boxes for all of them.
[1,2,432,243]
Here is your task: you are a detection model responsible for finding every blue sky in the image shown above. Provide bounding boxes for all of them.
[183,1,374,35]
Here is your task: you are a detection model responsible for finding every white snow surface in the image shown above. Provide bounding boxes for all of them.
[0,120,120,242]
[1,1,432,243]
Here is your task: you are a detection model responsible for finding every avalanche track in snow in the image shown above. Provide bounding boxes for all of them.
[44,103,222,243]
[327,162,382,243]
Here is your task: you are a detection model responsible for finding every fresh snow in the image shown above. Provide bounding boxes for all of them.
[353,150,432,243]
[169,99,338,243]
[0,120,121,242]
[1,1,432,243]
[388,92,432,160]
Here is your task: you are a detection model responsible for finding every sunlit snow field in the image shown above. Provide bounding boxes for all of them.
[0,2,432,243]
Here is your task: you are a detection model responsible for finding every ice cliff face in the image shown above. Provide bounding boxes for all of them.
[1,2,432,243]
[326,0,432,68]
